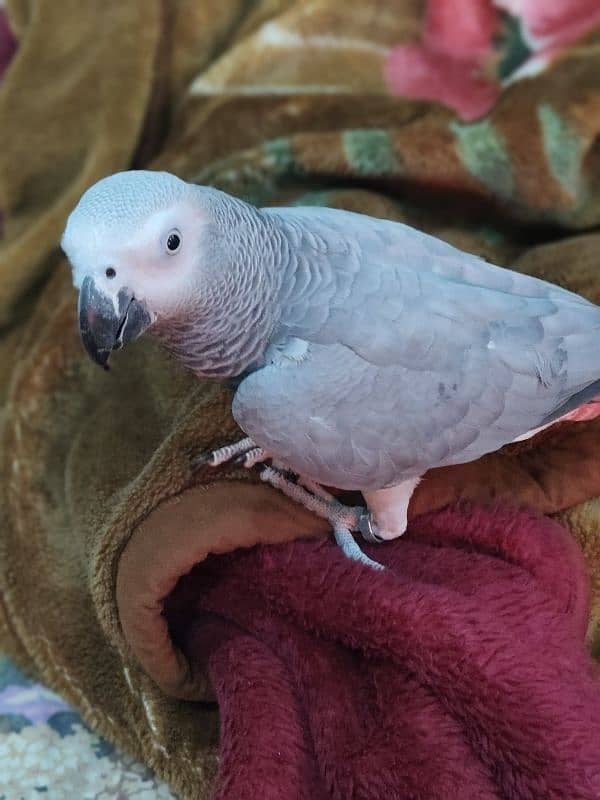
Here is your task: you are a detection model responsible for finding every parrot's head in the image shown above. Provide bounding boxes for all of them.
[62,170,243,370]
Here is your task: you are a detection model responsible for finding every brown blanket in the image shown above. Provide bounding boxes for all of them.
[1,2,600,797]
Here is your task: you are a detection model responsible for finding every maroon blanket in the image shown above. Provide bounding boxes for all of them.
[161,504,600,799]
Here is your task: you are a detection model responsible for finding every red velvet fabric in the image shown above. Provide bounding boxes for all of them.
[164,504,600,799]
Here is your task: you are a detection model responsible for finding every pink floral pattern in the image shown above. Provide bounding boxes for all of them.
[385,0,600,120]
[497,0,600,49]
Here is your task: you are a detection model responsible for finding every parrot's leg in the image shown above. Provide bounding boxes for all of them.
[260,466,384,570]
[359,477,421,541]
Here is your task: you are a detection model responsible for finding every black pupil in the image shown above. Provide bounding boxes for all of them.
[167,233,180,251]
[106,267,116,278]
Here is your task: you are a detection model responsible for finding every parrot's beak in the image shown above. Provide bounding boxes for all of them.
[77,276,153,370]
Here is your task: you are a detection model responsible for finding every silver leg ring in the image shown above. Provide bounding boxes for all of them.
[358,512,384,543]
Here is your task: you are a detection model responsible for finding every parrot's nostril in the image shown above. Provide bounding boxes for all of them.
[105,267,116,279]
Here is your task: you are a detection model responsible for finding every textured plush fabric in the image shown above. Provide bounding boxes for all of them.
[119,498,600,799]
[1,2,600,798]
[179,505,600,800]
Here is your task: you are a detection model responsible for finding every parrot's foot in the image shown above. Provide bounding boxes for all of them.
[193,436,270,469]
[194,440,387,569]
[360,478,421,540]
[260,466,384,570]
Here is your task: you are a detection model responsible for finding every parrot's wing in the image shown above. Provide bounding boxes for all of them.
[231,207,600,489]
[234,338,477,489]
[231,326,579,491]
[268,206,600,410]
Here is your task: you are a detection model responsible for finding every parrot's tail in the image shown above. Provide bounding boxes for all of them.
[540,378,600,427]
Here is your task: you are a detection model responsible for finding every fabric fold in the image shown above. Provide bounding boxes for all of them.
[150,505,600,799]
[116,482,329,700]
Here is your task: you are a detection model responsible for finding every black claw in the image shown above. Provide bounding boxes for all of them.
[191,450,216,469]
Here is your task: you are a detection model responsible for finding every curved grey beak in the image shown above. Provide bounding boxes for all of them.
[78,276,153,369]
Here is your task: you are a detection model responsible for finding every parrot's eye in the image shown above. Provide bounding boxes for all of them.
[105,267,116,279]
[166,229,182,255]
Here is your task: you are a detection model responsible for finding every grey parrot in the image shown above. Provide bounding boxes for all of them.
[61,170,600,568]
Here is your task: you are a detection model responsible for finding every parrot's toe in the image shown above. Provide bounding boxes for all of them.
[333,526,384,571]
[260,466,384,570]
[297,476,336,502]
[192,436,267,469]
[233,446,269,468]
